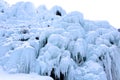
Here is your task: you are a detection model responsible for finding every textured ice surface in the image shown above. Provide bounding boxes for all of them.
[0,0,120,80]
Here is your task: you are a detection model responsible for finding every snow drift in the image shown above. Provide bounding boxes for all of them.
[0,0,120,80]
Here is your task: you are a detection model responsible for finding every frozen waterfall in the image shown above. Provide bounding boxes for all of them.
[0,0,120,80]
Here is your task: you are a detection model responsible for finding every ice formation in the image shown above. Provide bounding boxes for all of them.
[0,0,120,80]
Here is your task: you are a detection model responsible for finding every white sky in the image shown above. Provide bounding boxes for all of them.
[4,0,120,29]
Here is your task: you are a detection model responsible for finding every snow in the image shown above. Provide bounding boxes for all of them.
[0,0,120,80]
[0,73,52,80]
[0,66,53,80]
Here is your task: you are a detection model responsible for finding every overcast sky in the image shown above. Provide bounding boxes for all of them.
[4,0,120,29]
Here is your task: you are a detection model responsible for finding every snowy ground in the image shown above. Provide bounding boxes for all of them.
[0,66,53,80]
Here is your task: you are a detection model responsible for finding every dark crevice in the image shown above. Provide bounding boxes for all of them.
[42,38,48,47]
[83,57,86,62]
[50,68,55,79]
[60,72,64,80]
[77,52,82,64]
[1,9,4,13]
[50,68,65,80]
[45,73,48,76]
[20,29,29,34]
[35,37,39,40]
[56,10,62,16]
[47,25,50,27]
[99,55,105,61]
[11,47,14,50]
[19,38,29,41]
[110,41,114,45]
[102,63,106,72]
[118,29,120,32]
[99,56,102,61]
